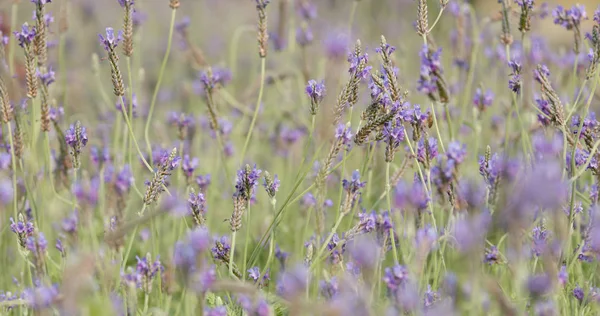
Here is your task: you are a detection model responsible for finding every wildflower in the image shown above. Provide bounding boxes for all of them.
[181,155,199,179]
[417,45,444,95]
[22,284,59,310]
[508,60,522,94]
[233,164,262,201]
[204,307,227,316]
[296,26,314,47]
[188,192,206,226]
[527,274,552,297]
[262,171,280,199]
[115,94,138,118]
[10,215,35,248]
[348,235,380,270]
[383,264,409,292]
[558,265,568,287]
[98,27,123,52]
[305,79,325,115]
[143,148,180,206]
[320,277,339,300]
[452,212,491,252]
[484,245,501,264]
[573,284,584,302]
[196,174,211,192]
[238,295,270,316]
[14,23,36,48]
[323,30,349,59]
[276,265,309,299]
[473,88,494,111]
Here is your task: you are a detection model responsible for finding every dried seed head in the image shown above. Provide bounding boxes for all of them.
[500,0,513,45]
[169,0,180,9]
[256,0,270,58]
[122,2,134,57]
[416,0,429,37]
[0,77,13,123]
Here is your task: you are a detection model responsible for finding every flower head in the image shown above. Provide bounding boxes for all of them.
[98,27,123,52]
[14,23,36,47]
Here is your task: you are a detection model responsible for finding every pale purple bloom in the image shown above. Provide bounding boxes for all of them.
[14,23,36,47]
[98,27,123,51]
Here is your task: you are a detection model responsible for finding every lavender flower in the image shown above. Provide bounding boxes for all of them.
[508,60,522,94]
[276,265,308,300]
[233,164,262,201]
[342,170,366,196]
[14,23,36,48]
[473,88,494,110]
[10,215,35,248]
[98,27,123,52]
[306,79,325,115]
[553,5,588,29]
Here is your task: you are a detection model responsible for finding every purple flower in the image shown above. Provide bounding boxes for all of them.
[61,211,78,234]
[342,170,366,195]
[37,68,55,86]
[14,23,36,47]
[558,265,568,287]
[306,80,325,114]
[452,212,491,252]
[22,284,59,310]
[536,96,552,126]
[234,164,262,200]
[484,245,501,264]
[211,235,231,262]
[446,141,467,164]
[508,60,522,94]
[594,6,600,23]
[527,274,552,297]
[188,192,206,218]
[116,94,138,117]
[417,137,438,164]
[534,300,557,316]
[55,238,65,257]
[0,180,14,204]
[263,173,280,198]
[335,124,353,149]
[98,27,123,52]
[347,235,380,270]
[553,5,588,29]
[415,225,438,255]
[25,232,48,254]
[418,45,443,94]
[31,0,52,4]
[473,88,494,109]
[395,180,429,211]
[382,120,406,152]
[114,165,134,194]
[320,277,339,300]
[117,0,133,7]
[0,153,11,170]
[573,284,585,302]
[383,264,409,292]
[10,216,35,247]
[181,155,199,178]
[276,265,309,299]
[323,30,349,59]
[204,307,227,316]
[196,174,211,191]
[65,122,88,149]
[296,26,314,46]
[175,16,190,35]
[297,1,317,20]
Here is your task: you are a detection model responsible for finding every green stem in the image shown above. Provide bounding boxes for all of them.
[240,58,267,165]
[122,205,146,269]
[144,8,177,163]
[242,204,251,279]
[229,231,237,277]
[8,2,18,76]
[427,8,445,33]
[386,162,399,263]
[7,123,18,219]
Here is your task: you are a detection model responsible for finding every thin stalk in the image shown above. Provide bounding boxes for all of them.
[240,58,267,165]
[242,204,251,279]
[428,8,445,33]
[144,8,177,163]
[386,162,399,263]
[8,2,19,76]
[260,199,277,280]
[122,205,147,269]
[229,231,237,277]
[430,102,447,153]
[7,124,18,219]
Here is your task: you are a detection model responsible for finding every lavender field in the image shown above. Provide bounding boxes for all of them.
[1,0,600,315]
